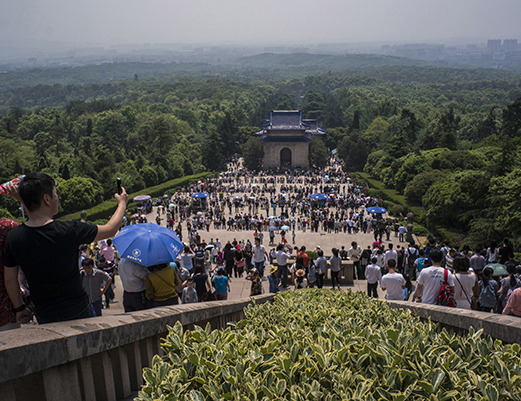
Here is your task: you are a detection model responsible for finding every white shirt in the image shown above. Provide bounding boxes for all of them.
[180,253,195,270]
[384,250,398,265]
[275,250,291,266]
[365,263,382,285]
[348,246,362,261]
[252,244,267,263]
[417,266,454,305]
[454,272,477,310]
[381,272,406,301]
[314,256,327,274]
[118,258,149,292]
[214,240,221,251]
[404,247,418,265]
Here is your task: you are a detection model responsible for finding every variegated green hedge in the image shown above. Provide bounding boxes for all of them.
[138,290,521,401]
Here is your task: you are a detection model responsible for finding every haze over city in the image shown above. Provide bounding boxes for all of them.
[2,0,520,46]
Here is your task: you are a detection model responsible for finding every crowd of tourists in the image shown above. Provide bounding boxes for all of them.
[1,162,521,331]
[363,238,521,316]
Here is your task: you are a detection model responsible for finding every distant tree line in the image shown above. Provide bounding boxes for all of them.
[1,63,521,248]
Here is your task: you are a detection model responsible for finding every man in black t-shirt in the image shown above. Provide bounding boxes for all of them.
[4,172,128,324]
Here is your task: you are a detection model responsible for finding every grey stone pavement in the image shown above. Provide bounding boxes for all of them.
[104,273,385,317]
[103,222,396,315]
[105,211,401,315]
[103,163,411,315]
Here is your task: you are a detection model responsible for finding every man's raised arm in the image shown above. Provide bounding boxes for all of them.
[95,188,129,242]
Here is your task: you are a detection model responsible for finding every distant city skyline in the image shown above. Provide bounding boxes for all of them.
[1,0,520,47]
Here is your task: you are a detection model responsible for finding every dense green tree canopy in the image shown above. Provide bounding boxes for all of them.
[2,61,521,247]
[242,137,265,171]
[57,177,104,215]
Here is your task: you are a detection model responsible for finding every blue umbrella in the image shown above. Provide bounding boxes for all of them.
[113,223,183,267]
[281,225,290,231]
[309,193,328,201]
[366,206,387,214]
[191,192,209,198]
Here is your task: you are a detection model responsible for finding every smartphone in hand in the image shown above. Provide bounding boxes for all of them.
[117,177,122,194]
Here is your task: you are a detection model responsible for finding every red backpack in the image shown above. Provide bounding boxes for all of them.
[436,269,457,307]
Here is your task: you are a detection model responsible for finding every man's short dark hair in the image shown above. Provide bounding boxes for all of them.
[387,259,396,268]
[19,172,55,212]
[430,248,443,264]
[82,258,95,267]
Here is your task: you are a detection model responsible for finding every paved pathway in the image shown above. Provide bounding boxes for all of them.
[104,166,409,315]
[103,268,385,317]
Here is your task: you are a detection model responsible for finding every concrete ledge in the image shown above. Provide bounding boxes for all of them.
[388,301,521,343]
[3,294,520,401]
[0,294,274,393]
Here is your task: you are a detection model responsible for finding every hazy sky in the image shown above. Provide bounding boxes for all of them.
[2,0,520,46]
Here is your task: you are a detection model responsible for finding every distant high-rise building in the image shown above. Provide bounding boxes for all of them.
[503,39,518,53]
[488,39,501,52]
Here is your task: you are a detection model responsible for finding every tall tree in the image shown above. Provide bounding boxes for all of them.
[350,110,360,131]
[502,97,521,138]
[301,90,325,120]
[400,108,422,143]
[475,107,498,141]
[202,131,225,171]
[338,131,368,172]
[242,137,264,171]
[150,116,175,152]
[309,137,328,169]
[436,107,458,150]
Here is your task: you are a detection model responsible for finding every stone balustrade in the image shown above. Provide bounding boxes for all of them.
[0,294,275,401]
[388,300,521,343]
[2,294,520,401]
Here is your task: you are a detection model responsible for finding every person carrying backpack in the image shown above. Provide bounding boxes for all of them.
[414,249,430,277]
[404,243,419,280]
[497,264,520,313]
[416,248,455,305]
[478,267,499,313]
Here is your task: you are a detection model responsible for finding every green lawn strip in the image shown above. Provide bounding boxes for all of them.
[356,172,409,207]
[58,172,214,222]
[356,172,435,239]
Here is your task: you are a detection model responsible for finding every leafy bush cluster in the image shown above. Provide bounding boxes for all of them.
[138,290,521,401]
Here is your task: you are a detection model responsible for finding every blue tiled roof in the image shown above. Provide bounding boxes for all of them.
[270,110,302,128]
[254,110,326,136]
[303,119,317,129]
[260,136,311,143]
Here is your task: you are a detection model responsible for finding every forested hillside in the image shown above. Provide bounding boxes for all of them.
[1,57,521,246]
